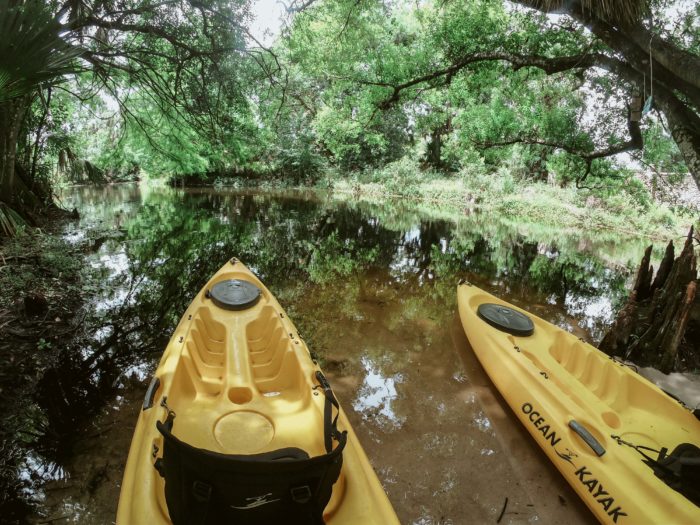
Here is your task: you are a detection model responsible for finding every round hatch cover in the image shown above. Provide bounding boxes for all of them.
[209,279,261,311]
[477,303,534,336]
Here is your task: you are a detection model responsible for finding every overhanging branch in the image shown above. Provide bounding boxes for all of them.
[371,51,604,109]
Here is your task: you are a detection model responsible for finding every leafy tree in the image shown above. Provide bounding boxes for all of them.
[0,0,261,221]
[282,0,698,188]
[514,0,700,182]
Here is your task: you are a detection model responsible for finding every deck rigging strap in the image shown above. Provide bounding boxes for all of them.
[612,434,700,507]
[611,434,661,464]
[315,370,343,453]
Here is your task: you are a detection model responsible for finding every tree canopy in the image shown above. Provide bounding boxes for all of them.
[272,0,698,186]
[0,0,698,226]
[0,0,264,216]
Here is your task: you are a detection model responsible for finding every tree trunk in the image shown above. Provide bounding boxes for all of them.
[0,97,30,206]
[582,17,700,187]
[512,0,700,189]
[625,25,700,93]
[30,87,52,183]
[427,128,442,168]
[599,228,699,373]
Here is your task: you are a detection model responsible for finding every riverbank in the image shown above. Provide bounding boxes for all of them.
[174,166,698,240]
[323,174,697,241]
[0,206,131,524]
[0,213,85,521]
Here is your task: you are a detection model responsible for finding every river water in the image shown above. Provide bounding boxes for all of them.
[28,183,656,524]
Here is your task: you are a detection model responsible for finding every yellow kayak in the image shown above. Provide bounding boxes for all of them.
[458,283,700,525]
[117,259,398,525]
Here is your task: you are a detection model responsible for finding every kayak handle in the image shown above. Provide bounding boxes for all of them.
[569,420,606,456]
[143,376,161,411]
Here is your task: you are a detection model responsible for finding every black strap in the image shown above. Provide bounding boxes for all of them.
[611,434,661,464]
[315,371,344,453]
[158,409,212,525]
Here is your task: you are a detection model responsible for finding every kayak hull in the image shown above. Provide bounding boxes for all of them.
[117,259,398,524]
[458,283,700,525]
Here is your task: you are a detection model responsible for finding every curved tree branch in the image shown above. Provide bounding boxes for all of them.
[368,43,700,187]
[473,113,642,174]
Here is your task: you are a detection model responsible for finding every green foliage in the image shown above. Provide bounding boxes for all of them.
[256,0,692,201]
[0,203,26,236]
[306,231,379,283]
[0,0,80,102]
[0,229,84,313]
[2,0,265,203]
[641,121,687,180]
[4,0,695,228]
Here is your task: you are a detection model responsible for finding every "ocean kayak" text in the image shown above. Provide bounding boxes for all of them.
[520,402,628,523]
[521,402,561,446]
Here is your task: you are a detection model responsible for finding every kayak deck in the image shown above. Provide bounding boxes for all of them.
[458,283,700,525]
[117,259,398,524]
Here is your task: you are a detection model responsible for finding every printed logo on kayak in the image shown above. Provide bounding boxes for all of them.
[575,467,627,522]
[231,493,281,510]
[521,402,562,448]
[521,403,628,523]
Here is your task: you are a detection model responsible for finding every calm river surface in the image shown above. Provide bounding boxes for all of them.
[29,183,656,524]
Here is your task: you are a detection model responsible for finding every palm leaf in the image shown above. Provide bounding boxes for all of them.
[0,202,26,236]
[0,0,82,102]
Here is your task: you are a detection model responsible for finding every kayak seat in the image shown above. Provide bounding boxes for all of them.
[646,443,700,506]
[154,371,347,525]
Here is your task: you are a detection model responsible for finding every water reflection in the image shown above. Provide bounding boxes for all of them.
[352,356,404,429]
[17,183,652,523]
[472,412,494,434]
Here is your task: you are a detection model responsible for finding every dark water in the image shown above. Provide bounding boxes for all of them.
[22,184,654,524]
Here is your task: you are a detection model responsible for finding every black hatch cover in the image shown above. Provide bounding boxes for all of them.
[209,279,261,311]
[477,303,534,336]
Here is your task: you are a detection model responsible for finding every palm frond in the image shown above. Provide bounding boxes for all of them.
[0,202,26,236]
[0,0,82,102]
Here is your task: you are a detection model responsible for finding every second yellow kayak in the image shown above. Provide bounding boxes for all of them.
[458,282,700,525]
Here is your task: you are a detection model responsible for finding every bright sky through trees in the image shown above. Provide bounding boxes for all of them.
[250,0,285,45]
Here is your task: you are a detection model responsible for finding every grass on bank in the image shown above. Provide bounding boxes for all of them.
[318,157,697,240]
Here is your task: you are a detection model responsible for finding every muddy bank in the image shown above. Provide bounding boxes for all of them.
[0,200,147,524]
[0,211,86,522]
